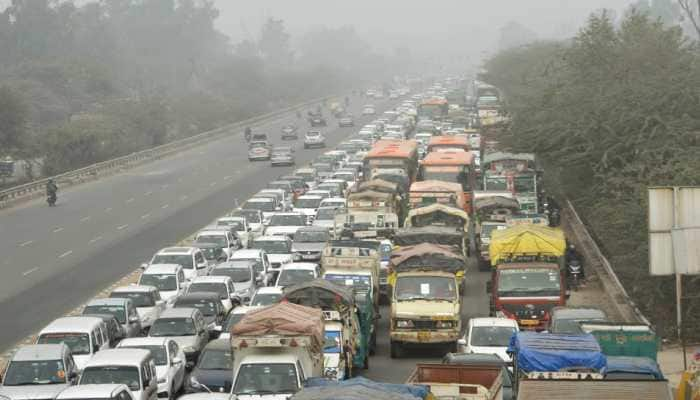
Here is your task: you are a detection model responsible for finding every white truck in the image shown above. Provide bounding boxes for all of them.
[230,303,324,400]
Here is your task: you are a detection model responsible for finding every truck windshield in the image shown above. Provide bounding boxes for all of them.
[514,175,535,193]
[234,363,298,395]
[497,268,561,297]
[470,326,517,347]
[324,331,342,354]
[3,360,66,385]
[395,276,456,301]
[324,274,371,293]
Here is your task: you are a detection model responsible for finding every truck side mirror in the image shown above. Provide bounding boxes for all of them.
[485,281,492,294]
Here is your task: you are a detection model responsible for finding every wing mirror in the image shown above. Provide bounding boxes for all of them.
[129,316,140,324]
[457,338,467,346]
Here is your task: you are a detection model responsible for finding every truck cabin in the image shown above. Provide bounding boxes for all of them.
[418,151,475,214]
[363,140,419,183]
[427,135,470,153]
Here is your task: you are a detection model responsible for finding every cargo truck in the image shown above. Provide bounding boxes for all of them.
[406,362,504,400]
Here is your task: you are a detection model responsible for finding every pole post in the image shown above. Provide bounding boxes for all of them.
[673,187,687,370]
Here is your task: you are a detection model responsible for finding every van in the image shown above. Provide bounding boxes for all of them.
[137,264,187,304]
[0,344,78,399]
[36,316,111,371]
[78,349,157,400]
[83,298,142,338]
[56,384,136,400]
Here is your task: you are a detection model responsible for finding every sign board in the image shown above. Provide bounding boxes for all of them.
[0,158,14,176]
[648,187,700,275]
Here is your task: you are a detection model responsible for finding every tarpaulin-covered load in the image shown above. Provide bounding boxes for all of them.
[404,203,469,229]
[605,356,664,380]
[489,225,566,266]
[356,179,399,194]
[295,376,429,400]
[508,332,607,374]
[231,302,324,348]
[483,152,535,168]
[409,180,465,208]
[283,278,354,310]
[347,190,394,203]
[389,243,463,274]
[474,196,520,220]
[392,226,463,249]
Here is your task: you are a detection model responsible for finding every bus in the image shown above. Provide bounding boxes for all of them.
[418,151,476,214]
[363,140,419,183]
[417,98,449,120]
[426,135,470,153]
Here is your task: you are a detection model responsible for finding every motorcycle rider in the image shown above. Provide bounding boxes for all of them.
[46,179,58,206]
[565,244,584,279]
[244,126,252,142]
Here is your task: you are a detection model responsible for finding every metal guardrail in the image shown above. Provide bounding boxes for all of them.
[0,96,334,209]
[564,199,652,325]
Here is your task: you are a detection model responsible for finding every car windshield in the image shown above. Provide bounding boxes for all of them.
[294,230,328,242]
[497,268,561,296]
[150,318,196,336]
[294,198,322,209]
[243,200,275,212]
[176,298,218,316]
[296,172,315,182]
[188,282,227,299]
[333,173,354,182]
[322,200,345,208]
[277,269,316,287]
[80,366,140,392]
[212,267,251,283]
[234,210,261,224]
[197,235,227,247]
[250,293,282,306]
[323,331,342,354]
[199,246,223,261]
[395,276,456,301]
[233,363,298,395]
[315,208,337,220]
[122,345,167,366]
[139,274,177,291]
[269,215,305,226]
[2,359,67,385]
[470,326,517,347]
[252,240,290,254]
[218,220,245,231]
[197,348,233,370]
[110,292,155,308]
[83,305,126,324]
[152,254,193,269]
[224,313,246,331]
[38,333,91,355]
[250,142,267,149]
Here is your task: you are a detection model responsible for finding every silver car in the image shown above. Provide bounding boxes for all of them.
[248,141,271,161]
[0,344,78,400]
[270,146,295,166]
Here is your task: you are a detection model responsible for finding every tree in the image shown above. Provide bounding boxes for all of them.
[498,21,538,51]
[258,17,291,66]
[678,0,700,37]
[0,86,28,155]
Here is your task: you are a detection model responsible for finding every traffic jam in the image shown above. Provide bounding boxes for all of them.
[0,80,670,400]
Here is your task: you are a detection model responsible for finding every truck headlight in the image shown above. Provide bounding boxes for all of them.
[436,321,454,329]
[395,320,414,328]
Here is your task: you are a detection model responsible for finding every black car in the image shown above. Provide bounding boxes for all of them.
[549,306,608,334]
[187,339,234,393]
[173,292,226,338]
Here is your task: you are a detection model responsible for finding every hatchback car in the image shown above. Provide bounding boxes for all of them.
[304,131,326,149]
[270,147,295,167]
[82,298,142,338]
[149,308,209,363]
[458,317,519,361]
[248,141,270,161]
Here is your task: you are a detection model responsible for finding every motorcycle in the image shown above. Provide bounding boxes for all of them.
[567,258,583,290]
[549,209,560,226]
[47,192,57,207]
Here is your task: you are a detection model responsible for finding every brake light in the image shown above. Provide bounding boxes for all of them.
[240,340,248,348]
[289,338,298,347]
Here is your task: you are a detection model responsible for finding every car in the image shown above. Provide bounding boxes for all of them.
[193,241,229,265]
[319,197,346,209]
[249,287,283,307]
[316,182,345,198]
[117,337,186,399]
[249,236,294,280]
[0,344,78,399]
[78,349,157,400]
[312,206,341,231]
[110,285,166,329]
[331,171,357,190]
[229,249,273,287]
[277,175,309,197]
[241,198,277,224]
[138,264,187,304]
[230,209,264,238]
[209,261,259,305]
[83,314,124,348]
[263,212,307,237]
[247,141,271,161]
[56,384,136,400]
[310,162,333,180]
[187,339,234,394]
[186,275,238,314]
[457,317,519,361]
[260,186,293,209]
[549,306,608,334]
[173,292,226,338]
[217,216,255,248]
[304,131,326,149]
[292,226,330,262]
[270,146,296,166]
[274,263,320,288]
[149,308,209,363]
[293,167,318,189]
[281,124,298,140]
[195,228,240,259]
[148,247,210,281]
[362,105,376,115]
[338,115,354,127]
[36,317,111,371]
[308,114,327,127]
[292,195,324,224]
[82,298,142,339]
[217,306,260,341]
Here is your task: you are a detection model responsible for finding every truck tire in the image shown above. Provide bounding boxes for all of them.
[390,340,402,359]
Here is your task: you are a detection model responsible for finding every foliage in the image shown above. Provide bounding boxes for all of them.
[0,86,29,155]
[481,10,700,337]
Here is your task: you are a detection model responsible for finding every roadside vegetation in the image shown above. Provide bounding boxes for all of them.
[0,0,400,178]
[480,9,700,338]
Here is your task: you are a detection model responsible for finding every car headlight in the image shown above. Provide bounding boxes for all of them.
[183,346,196,353]
[395,319,414,328]
[436,321,454,329]
[158,376,167,384]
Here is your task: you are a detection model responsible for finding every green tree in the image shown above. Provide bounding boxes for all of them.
[259,17,291,66]
[0,86,28,155]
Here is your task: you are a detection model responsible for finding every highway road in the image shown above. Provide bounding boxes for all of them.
[0,94,389,350]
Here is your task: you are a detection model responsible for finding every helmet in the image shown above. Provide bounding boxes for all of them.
[569,244,576,250]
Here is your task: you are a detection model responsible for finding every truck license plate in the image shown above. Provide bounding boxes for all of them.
[417,331,431,342]
[519,319,539,326]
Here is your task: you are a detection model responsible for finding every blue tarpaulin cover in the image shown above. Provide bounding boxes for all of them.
[300,376,429,400]
[605,356,664,380]
[508,332,607,373]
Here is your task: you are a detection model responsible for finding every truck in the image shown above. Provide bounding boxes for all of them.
[486,225,567,331]
[320,240,380,309]
[408,180,466,212]
[406,362,504,400]
[481,152,540,214]
[282,278,373,378]
[389,243,463,358]
[294,376,430,400]
[579,322,660,360]
[473,194,520,271]
[230,302,324,400]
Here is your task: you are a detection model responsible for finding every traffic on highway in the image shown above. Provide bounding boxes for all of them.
[0,80,671,400]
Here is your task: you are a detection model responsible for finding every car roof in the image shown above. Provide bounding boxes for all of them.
[215,260,256,269]
[469,317,519,328]
[40,316,105,334]
[231,249,263,258]
[191,275,231,284]
[176,292,221,302]
[83,348,151,367]
[12,344,67,361]
[297,195,323,200]
[281,263,318,270]
[231,305,258,315]
[143,264,181,274]
[112,285,157,294]
[86,298,130,307]
[158,307,200,319]
[56,384,129,399]
[255,235,289,242]
[296,226,329,233]
[270,212,304,217]
[219,216,246,221]
[321,197,345,202]
[118,337,169,347]
[245,197,273,203]
[196,229,228,236]
[254,286,283,295]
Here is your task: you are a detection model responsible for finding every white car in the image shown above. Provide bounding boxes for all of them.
[117,337,186,399]
[274,262,320,288]
[230,249,273,287]
[458,317,519,361]
[249,286,284,307]
[293,195,324,224]
[56,384,136,400]
[148,247,210,281]
[138,264,187,304]
[304,130,326,149]
[294,167,318,190]
[195,228,239,258]
[313,207,341,233]
[110,285,166,330]
[250,236,293,279]
[263,212,307,237]
[186,275,237,314]
[319,197,346,210]
[362,105,376,115]
[217,216,254,248]
[241,198,277,225]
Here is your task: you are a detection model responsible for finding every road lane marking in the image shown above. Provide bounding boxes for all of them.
[58,250,73,259]
[19,240,33,247]
[209,182,217,187]
[126,198,135,203]
[141,213,151,219]
[105,207,113,212]
[89,236,102,244]
[180,195,188,201]
[162,184,170,188]
[223,175,232,181]
[80,216,91,222]
[52,227,64,233]
[117,224,128,230]
[162,204,169,209]
[22,267,39,277]
[145,191,153,196]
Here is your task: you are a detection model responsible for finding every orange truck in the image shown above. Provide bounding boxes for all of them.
[427,135,470,153]
[418,151,476,214]
[363,139,419,183]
